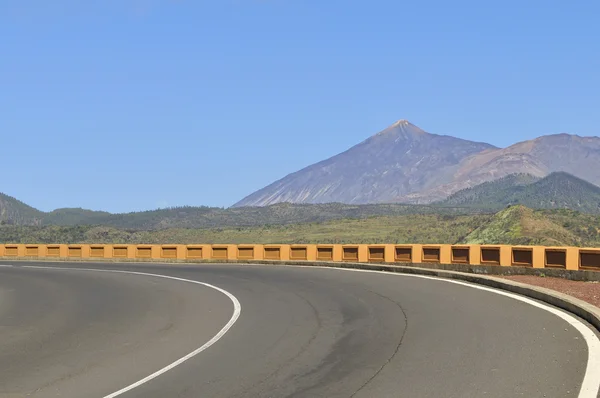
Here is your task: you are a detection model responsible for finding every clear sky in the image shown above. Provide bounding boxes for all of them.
[2,0,599,213]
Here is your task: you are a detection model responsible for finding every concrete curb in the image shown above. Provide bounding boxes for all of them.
[2,257,599,333]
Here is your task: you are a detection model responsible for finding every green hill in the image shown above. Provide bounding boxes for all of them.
[439,172,600,213]
[461,205,583,246]
[43,208,113,225]
[0,193,44,226]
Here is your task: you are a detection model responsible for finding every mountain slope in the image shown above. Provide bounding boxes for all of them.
[234,120,496,207]
[439,172,600,213]
[402,134,600,203]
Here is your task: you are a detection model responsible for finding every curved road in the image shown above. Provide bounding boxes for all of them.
[0,261,597,398]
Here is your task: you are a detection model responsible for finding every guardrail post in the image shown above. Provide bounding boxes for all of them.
[565,247,579,270]
[440,245,452,264]
[35,245,46,258]
[149,245,160,259]
[468,245,481,265]
[411,244,422,264]
[103,245,113,259]
[532,246,545,268]
[306,245,317,261]
[499,245,512,266]
[358,245,369,262]
[226,245,237,261]
[383,244,395,262]
[174,245,185,260]
[279,245,291,261]
[332,245,343,262]
[253,244,265,260]
[127,245,136,259]
[58,244,68,258]
[80,244,90,259]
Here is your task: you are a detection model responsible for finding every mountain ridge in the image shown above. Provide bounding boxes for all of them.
[0,192,486,230]
[235,120,600,207]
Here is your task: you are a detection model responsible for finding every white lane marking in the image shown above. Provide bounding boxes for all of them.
[311,266,600,398]
[17,265,241,398]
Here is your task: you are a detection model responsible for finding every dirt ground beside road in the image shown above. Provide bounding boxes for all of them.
[500,275,600,308]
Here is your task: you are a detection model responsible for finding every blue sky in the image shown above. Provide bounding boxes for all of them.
[1,0,599,213]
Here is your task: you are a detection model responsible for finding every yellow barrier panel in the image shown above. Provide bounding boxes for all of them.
[264,245,281,260]
[512,246,533,267]
[367,245,385,263]
[25,245,39,257]
[161,245,178,259]
[316,245,334,261]
[187,245,205,260]
[422,246,441,263]
[579,248,600,270]
[395,245,412,262]
[238,245,255,260]
[290,245,308,261]
[342,245,359,262]
[68,245,83,258]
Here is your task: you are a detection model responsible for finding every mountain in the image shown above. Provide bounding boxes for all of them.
[439,172,600,213]
[400,133,600,203]
[236,121,600,206]
[0,193,44,225]
[233,120,496,207]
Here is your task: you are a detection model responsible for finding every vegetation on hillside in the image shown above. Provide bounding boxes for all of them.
[439,172,600,213]
[462,205,586,246]
[2,206,600,247]
[3,172,600,247]
[0,197,488,229]
[439,173,540,208]
[0,214,489,245]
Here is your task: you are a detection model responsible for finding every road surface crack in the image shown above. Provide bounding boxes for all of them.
[349,289,409,398]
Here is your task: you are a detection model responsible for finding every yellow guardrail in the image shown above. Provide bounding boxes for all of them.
[1,243,600,271]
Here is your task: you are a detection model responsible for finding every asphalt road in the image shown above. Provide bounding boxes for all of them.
[0,262,596,398]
